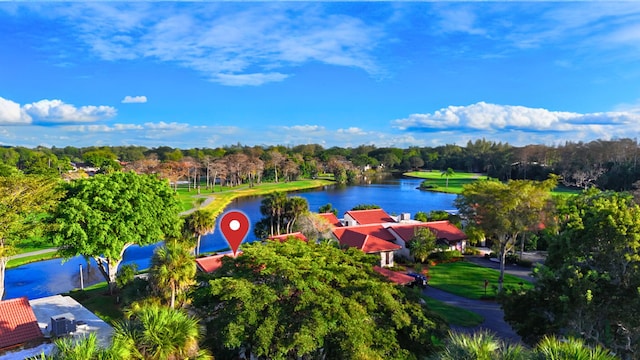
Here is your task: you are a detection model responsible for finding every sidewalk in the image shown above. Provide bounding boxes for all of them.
[9,248,58,261]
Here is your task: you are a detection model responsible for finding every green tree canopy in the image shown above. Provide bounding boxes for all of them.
[183,210,216,256]
[455,177,556,290]
[192,240,446,360]
[0,174,60,299]
[501,189,640,358]
[149,241,196,309]
[51,172,183,292]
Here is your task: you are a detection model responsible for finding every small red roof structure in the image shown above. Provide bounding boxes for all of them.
[317,213,343,227]
[0,297,44,350]
[195,252,241,273]
[373,266,415,285]
[332,225,401,253]
[390,221,467,244]
[268,232,308,242]
[344,209,395,225]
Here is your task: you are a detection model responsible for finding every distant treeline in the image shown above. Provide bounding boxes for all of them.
[1,138,639,191]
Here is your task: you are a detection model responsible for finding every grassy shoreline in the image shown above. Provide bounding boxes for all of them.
[9,178,335,265]
[176,178,335,217]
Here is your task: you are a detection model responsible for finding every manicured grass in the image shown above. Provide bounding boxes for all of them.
[175,179,334,217]
[427,261,533,300]
[423,296,484,327]
[405,170,581,196]
[7,250,59,269]
[404,170,487,194]
[65,282,124,325]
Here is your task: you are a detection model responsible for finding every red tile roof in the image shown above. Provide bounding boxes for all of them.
[332,224,401,253]
[195,252,241,273]
[389,221,467,243]
[268,232,308,242]
[344,209,395,225]
[373,266,415,285]
[0,297,43,350]
[317,213,343,227]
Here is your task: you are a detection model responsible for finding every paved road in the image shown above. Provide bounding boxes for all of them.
[422,254,545,344]
[180,195,215,215]
[423,286,522,343]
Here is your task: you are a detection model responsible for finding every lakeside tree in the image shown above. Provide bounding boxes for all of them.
[254,192,309,238]
[192,240,446,359]
[441,167,455,188]
[455,177,556,291]
[501,189,640,358]
[0,174,60,299]
[183,210,216,256]
[51,172,183,293]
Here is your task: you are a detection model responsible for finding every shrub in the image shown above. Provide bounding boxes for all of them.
[463,246,482,256]
[428,250,463,262]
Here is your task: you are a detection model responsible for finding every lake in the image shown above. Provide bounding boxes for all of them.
[4,177,457,300]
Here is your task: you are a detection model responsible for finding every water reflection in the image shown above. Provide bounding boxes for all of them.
[4,177,457,300]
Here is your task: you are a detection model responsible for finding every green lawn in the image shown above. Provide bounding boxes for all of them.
[404,170,581,196]
[403,170,487,194]
[423,296,484,327]
[7,250,59,269]
[65,282,124,325]
[427,261,533,300]
[175,178,334,217]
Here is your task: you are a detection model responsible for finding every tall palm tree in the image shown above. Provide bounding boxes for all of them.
[112,303,212,360]
[432,330,527,360]
[441,167,455,188]
[149,241,196,309]
[183,210,216,256]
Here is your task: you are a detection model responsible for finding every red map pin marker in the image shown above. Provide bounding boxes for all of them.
[220,210,250,257]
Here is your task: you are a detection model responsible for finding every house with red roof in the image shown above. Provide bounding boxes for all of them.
[373,266,416,286]
[0,297,44,353]
[388,221,467,258]
[317,212,343,227]
[332,224,401,267]
[195,252,241,273]
[343,209,395,226]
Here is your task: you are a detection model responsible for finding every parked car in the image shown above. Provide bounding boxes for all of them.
[406,272,428,288]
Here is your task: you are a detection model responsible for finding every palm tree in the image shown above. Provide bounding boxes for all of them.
[149,241,196,309]
[183,210,216,256]
[534,336,617,360]
[441,167,455,188]
[409,226,437,263]
[112,303,212,360]
[432,330,527,360]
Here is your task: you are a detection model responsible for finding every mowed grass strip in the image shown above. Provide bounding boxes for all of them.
[403,170,486,194]
[427,261,533,300]
[175,179,334,216]
[423,296,484,327]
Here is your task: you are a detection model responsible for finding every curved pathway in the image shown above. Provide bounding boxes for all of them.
[180,195,215,216]
[422,254,544,344]
[423,286,521,343]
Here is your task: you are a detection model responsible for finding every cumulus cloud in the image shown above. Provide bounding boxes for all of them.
[393,102,640,134]
[283,125,325,133]
[122,95,147,103]
[0,97,115,125]
[0,97,31,125]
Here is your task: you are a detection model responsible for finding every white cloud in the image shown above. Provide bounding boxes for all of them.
[122,95,147,103]
[23,99,116,124]
[28,3,385,86]
[337,127,367,135]
[283,125,325,133]
[393,102,640,146]
[0,97,115,125]
[0,97,31,125]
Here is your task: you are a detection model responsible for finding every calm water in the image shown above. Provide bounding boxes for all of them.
[4,177,456,300]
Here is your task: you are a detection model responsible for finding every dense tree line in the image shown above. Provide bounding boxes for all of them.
[3,137,640,190]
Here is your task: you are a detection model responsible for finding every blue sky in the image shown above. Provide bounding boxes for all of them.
[2,2,640,149]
